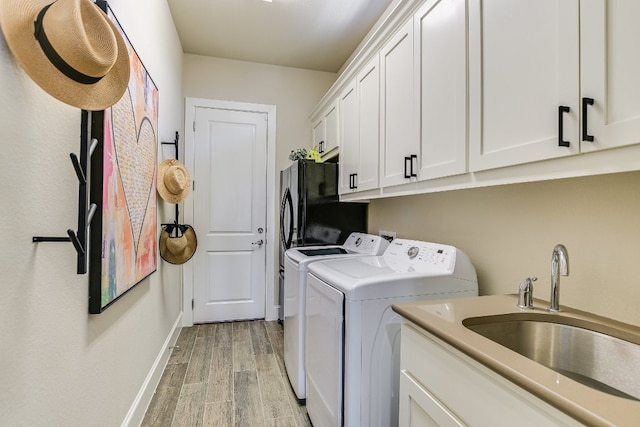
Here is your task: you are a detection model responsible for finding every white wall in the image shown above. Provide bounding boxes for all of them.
[182,54,337,308]
[368,171,640,327]
[0,0,184,425]
[183,54,337,174]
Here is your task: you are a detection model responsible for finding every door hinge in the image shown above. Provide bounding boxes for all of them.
[193,121,196,132]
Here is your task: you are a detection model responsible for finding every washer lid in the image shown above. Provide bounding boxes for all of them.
[285,244,347,264]
[284,232,389,265]
[297,247,349,256]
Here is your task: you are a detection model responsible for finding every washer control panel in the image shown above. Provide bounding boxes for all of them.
[342,232,390,255]
[383,239,457,273]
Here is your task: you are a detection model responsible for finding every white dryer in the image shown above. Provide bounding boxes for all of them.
[283,232,389,401]
[305,239,478,427]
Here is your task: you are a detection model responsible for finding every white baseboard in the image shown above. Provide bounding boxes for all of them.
[121,312,183,427]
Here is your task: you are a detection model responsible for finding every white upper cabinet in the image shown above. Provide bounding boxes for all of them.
[339,56,380,195]
[338,80,359,194]
[356,56,381,192]
[415,0,468,180]
[312,115,325,151]
[380,18,419,188]
[468,0,580,172]
[317,0,640,200]
[324,104,338,155]
[311,100,338,158]
[580,0,640,152]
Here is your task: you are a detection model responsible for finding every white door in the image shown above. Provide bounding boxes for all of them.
[192,106,267,322]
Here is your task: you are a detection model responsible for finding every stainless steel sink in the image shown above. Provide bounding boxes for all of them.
[463,312,640,401]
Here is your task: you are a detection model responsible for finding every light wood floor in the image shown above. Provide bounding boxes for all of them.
[142,320,312,427]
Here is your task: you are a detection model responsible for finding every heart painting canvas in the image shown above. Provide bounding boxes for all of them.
[88,1,158,313]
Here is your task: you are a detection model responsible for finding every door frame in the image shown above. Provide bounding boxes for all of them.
[183,97,277,326]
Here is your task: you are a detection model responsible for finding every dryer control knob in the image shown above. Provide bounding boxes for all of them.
[407,246,419,259]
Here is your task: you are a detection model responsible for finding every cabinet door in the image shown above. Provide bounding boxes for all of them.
[356,56,380,192]
[380,18,419,187]
[339,80,359,194]
[323,102,339,155]
[415,0,468,180]
[312,116,325,152]
[399,371,465,427]
[580,0,640,152]
[468,0,580,172]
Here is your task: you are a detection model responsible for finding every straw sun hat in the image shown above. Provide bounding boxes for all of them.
[157,159,191,204]
[159,225,197,265]
[0,0,130,110]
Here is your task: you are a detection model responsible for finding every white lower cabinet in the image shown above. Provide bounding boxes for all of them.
[399,322,583,427]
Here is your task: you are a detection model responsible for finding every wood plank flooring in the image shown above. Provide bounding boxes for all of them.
[142,320,311,427]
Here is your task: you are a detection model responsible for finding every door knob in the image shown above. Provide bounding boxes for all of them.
[252,239,264,247]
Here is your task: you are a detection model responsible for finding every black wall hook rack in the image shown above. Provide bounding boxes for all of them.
[33,110,97,274]
[160,131,185,238]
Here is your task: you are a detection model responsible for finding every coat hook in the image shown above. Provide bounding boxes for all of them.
[70,139,97,184]
[32,113,98,274]
[67,229,85,256]
[87,203,97,225]
[70,153,86,184]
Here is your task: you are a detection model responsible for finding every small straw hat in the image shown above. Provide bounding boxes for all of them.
[0,0,130,110]
[159,225,198,265]
[157,159,191,203]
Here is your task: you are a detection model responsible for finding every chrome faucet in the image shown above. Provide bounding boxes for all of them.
[517,277,537,309]
[549,244,569,312]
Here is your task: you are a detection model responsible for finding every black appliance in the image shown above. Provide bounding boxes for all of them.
[278,160,367,320]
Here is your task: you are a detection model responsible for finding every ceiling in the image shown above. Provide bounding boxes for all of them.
[167,0,395,73]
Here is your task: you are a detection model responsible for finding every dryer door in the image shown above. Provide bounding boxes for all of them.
[305,274,344,427]
[283,255,305,400]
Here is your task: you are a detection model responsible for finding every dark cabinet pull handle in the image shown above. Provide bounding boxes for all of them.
[349,173,353,189]
[558,106,571,147]
[410,154,417,177]
[352,173,357,189]
[404,156,411,179]
[348,173,357,189]
[582,98,594,142]
[319,140,325,153]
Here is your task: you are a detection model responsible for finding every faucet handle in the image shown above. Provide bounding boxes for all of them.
[517,277,537,309]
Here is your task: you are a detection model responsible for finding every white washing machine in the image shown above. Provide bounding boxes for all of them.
[283,232,389,401]
[305,239,478,427]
